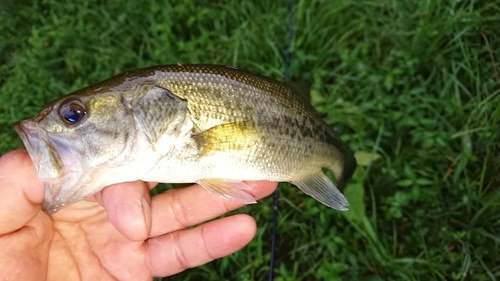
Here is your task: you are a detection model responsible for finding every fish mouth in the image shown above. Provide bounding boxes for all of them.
[14,120,66,180]
[14,120,46,176]
[14,120,83,214]
[12,121,40,166]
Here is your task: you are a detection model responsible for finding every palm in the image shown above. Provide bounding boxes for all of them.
[3,197,149,280]
[48,200,150,280]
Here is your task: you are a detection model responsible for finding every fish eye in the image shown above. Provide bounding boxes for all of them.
[59,100,87,125]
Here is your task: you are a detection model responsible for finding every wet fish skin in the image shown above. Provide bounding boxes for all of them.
[13,64,356,214]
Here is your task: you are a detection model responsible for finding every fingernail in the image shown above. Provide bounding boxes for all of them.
[142,197,152,236]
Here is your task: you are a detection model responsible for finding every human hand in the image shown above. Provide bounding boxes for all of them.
[0,150,277,280]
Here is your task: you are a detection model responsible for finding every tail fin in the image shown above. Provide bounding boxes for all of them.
[337,144,357,189]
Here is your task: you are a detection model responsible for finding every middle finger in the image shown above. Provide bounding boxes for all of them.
[149,181,277,237]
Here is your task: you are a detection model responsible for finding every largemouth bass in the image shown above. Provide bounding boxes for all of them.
[13,64,356,214]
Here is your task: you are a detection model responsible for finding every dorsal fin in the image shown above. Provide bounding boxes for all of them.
[286,81,311,103]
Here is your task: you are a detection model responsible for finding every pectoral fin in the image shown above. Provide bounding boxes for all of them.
[197,179,257,204]
[193,121,261,155]
[292,171,349,211]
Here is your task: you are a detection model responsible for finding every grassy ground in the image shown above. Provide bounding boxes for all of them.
[1,0,499,280]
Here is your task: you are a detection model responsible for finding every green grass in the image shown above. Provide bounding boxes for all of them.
[1,0,499,280]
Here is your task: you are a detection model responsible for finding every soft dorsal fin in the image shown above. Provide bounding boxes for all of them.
[286,81,311,103]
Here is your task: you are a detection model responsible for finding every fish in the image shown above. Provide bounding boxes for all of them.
[13,64,357,214]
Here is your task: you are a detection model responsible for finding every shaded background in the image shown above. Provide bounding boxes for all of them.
[1,0,499,280]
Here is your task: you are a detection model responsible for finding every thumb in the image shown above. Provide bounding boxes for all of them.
[0,149,45,234]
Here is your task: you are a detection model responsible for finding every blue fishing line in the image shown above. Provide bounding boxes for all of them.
[269,0,295,280]
[283,0,294,82]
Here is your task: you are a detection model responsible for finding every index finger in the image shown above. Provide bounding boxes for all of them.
[149,181,278,237]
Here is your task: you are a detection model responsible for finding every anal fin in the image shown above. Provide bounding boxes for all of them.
[197,179,257,204]
[292,171,349,211]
